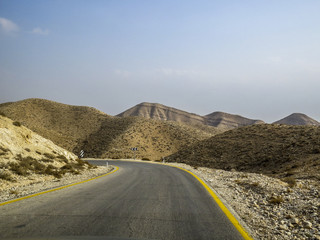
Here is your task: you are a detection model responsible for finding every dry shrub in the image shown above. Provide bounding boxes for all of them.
[12,121,22,127]
[0,171,13,181]
[282,177,297,188]
[269,196,284,204]
[57,155,68,163]
[9,162,28,176]
[43,153,55,159]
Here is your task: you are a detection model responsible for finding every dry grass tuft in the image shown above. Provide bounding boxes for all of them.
[269,196,284,204]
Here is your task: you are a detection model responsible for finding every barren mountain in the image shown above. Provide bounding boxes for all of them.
[273,113,320,126]
[167,124,320,179]
[117,102,205,125]
[0,98,109,152]
[0,99,219,160]
[117,102,264,129]
[204,111,264,129]
[75,116,219,160]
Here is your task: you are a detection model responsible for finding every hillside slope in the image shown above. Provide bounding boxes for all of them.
[273,113,320,126]
[117,102,264,129]
[0,98,109,153]
[167,124,320,179]
[0,115,91,185]
[0,99,220,159]
[204,112,264,129]
[117,102,205,125]
[76,117,219,160]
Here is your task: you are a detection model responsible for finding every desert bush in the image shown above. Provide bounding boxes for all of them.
[250,182,260,187]
[0,146,10,156]
[25,148,31,152]
[9,162,28,176]
[74,158,85,170]
[269,196,284,204]
[282,177,296,188]
[61,163,73,170]
[43,153,55,159]
[36,151,42,155]
[0,171,13,181]
[33,161,46,173]
[9,189,19,195]
[12,121,22,127]
[0,111,6,117]
[44,164,57,175]
[15,154,23,161]
[57,155,68,163]
[142,157,150,161]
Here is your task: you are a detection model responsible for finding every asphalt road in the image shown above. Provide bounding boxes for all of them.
[0,160,245,240]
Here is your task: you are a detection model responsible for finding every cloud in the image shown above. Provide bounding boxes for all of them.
[32,27,49,35]
[0,17,19,33]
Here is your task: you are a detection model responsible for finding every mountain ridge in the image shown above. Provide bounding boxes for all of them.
[117,102,265,129]
[0,98,220,160]
[273,113,320,126]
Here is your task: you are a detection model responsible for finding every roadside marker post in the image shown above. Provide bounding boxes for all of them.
[79,150,84,158]
[131,147,138,160]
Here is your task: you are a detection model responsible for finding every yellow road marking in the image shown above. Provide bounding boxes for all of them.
[0,166,119,207]
[169,165,253,240]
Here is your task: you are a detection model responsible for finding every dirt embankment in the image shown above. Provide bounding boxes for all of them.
[0,115,99,193]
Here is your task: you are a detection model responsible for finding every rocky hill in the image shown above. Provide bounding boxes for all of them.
[0,99,220,160]
[75,116,219,160]
[167,124,320,179]
[0,98,110,153]
[204,111,264,129]
[117,102,205,125]
[273,113,320,126]
[117,102,264,129]
[0,115,92,185]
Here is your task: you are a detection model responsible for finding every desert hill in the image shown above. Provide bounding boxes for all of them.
[167,124,320,179]
[117,102,205,125]
[75,116,219,160]
[117,102,264,129]
[0,98,109,152]
[0,99,220,160]
[273,113,320,126]
[204,111,264,129]
[0,115,91,185]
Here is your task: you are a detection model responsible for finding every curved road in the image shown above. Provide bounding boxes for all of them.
[0,160,246,239]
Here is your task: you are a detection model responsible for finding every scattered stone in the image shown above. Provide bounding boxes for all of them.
[302,221,312,229]
[168,162,320,240]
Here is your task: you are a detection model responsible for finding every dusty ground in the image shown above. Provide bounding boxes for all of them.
[0,166,113,203]
[167,162,320,240]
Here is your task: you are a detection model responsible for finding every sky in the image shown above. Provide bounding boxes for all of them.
[1,0,320,123]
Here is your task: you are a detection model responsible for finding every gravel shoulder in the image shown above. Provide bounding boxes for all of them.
[0,166,113,203]
[167,162,320,240]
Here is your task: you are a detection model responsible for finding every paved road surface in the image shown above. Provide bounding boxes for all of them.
[0,160,245,239]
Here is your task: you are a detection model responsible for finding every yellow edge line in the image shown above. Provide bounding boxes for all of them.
[169,165,253,240]
[0,166,119,207]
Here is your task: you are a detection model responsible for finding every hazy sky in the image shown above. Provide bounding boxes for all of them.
[1,0,319,122]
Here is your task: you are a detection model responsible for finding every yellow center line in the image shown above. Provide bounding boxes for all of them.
[0,166,119,207]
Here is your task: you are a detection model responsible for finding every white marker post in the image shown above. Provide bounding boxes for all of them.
[79,150,84,158]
